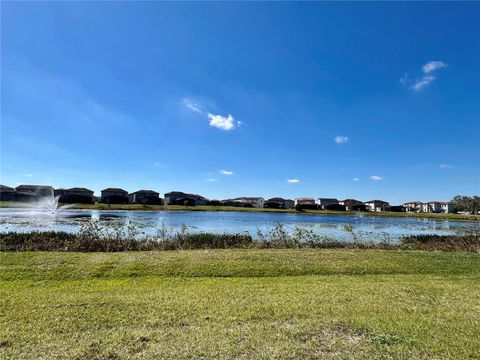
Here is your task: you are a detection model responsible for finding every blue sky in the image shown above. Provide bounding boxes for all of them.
[1,2,479,203]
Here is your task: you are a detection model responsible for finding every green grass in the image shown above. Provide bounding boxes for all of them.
[1,250,479,359]
[1,200,478,221]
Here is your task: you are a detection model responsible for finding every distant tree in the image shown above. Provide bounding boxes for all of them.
[451,195,480,213]
[473,196,480,214]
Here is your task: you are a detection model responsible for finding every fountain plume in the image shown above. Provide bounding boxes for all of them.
[30,195,75,214]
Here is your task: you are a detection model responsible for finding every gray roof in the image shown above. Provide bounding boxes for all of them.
[0,185,15,192]
[165,191,206,200]
[67,187,94,193]
[341,199,363,204]
[16,184,54,190]
[101,188,128,193]
[233,197,264,201]
[130,190,159,195]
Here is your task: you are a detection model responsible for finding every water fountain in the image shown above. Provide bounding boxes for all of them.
[30,195,75,214]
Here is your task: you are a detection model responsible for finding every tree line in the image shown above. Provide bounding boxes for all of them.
[451,195,480,213]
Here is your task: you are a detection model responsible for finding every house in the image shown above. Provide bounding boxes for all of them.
[129,190,162,205]
[2,185,39,202]
[422,201,441,213]
[100,188,129,204]
[164,191,207,206]
[264,197,294,209]
[422,201,454,213]
[315,198,339,210]
[339,199,367,211]
[294,197,317,209]
[15,184,54,198]
[60,188,95,204]
[364,200,390,212]
[0,185,16,201]
[284,199,295,209]
[220,199,238,207]
[404,201,423,212]
[439,202,454,213]
[385,205,405,212]
[232,197,265,208]
[54,188,66,198]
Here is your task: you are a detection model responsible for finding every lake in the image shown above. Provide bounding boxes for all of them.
[1,208,479,242]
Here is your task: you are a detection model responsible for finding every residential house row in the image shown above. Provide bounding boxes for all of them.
[0,184,455,213]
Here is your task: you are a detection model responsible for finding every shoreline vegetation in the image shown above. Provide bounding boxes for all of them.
[1,201,479,221]
[1,221,479,252]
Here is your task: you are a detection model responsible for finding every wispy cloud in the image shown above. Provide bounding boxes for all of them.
[219,170,234,176]
[411,76,435,92]
[439,164,453,169]
[208,113,240,131]
[206,178,217,182]
[423,61,447,74]
[287,178,300,183]
[352,177,359,181]
[334,136,349,144]
[370,175,383,181]
[401,60,447,92]
[183,98,203,114]
[25,173,33,177]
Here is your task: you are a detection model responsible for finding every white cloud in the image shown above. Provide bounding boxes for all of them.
[183,98,202,113]
[208,113,239,131]
[422,61,447,74]
[439,164,453,169]
[25,173,33,177]
[206,178,217,182]
[370,175,383,181]
[287,179,300,183]
[411,76,435,92]
[353,177,359,181]
[334,136,349,144]
[183,97,240,131]
[219,170,234,176]
[401,60,447,92]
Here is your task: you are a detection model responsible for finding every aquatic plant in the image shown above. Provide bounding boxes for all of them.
[1,220,479,252]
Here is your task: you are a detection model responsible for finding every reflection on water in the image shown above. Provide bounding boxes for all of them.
[0,208,478,242]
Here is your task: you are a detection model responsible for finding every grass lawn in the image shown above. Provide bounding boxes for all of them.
[1,201,478,221]
[1,250,479,359]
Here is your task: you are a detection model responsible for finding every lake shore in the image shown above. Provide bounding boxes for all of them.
[2,231,479,252]
[1,249,479,359]
[1,201,479,222]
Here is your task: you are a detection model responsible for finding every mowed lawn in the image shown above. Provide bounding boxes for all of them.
[1,250,479,359]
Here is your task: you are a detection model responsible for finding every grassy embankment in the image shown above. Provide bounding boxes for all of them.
[1,249,480,359]
[1,200,478,221]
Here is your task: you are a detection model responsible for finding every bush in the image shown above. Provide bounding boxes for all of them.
[399,234,480,252]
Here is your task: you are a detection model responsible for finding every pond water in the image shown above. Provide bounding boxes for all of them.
[1,208,479,242]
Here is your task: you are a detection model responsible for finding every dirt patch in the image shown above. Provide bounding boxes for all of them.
[302,322,367,358]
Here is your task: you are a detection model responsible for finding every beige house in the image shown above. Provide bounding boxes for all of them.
[364,200,389,212]
[422,201,454,213]
[294,197,316,207]
[404,201,423,212]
